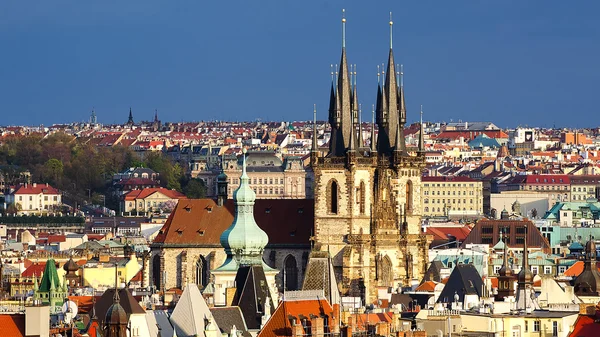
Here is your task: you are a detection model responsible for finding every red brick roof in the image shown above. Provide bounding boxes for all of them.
[414,281,436,292]
[0,314,25,337]
[124,187,186,201]
[21,262,46,278]
[426,226,471,242]
[153,198,313,247]
[570,306,600,337]
[259,299,335,337]
[564,261,600,277]
[422,176,477,182]
[13,183,60,195]
[524,174,570,185]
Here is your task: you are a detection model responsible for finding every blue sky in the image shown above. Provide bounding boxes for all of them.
[1,1,598,127]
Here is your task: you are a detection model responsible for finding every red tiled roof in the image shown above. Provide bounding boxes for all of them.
[0,314,25,337]
[426,226,471,241]
[123,187,185,201]
[564,261,600,277]
[524,174,570,185]
[570,306,600,336]
[153,198,313,247]
[259,299,335,337]
[414,281,436,292]
[13,183,60,195]
[21,262,46,278]
[422,176,477,182]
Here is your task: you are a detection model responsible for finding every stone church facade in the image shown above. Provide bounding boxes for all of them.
[310,16,431,302]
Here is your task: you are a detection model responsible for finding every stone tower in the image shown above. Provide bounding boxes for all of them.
[311,11,430,303]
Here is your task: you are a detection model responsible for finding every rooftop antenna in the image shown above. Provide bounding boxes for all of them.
[400,64,404,88]
[342,9,346,49]
[389,12,393,49]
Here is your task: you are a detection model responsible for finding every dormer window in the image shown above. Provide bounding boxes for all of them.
[265,207,271,214]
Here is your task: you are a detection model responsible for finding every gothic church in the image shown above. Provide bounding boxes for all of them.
[311,13,431,302]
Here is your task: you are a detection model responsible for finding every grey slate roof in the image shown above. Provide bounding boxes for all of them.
[210,307,251,337]
[436,264,483,304]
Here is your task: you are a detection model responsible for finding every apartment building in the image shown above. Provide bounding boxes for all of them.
[422,176,483,217]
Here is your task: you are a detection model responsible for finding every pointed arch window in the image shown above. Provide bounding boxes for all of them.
[284,255,298,290]
[195,255,210,288]
[328,180,339,214]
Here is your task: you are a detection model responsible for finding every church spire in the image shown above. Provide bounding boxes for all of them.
[127,107,134,125]
[328,9,353,157]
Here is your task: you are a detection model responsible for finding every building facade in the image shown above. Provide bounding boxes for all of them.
[310,15,430,303]
[195,152,311,199]
[421,176,483,217]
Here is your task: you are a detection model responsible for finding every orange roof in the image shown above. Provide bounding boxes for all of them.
[563,261,600,277]
[354,312,393,331]
[259,299,335,337]
[123,187,186,201]
[21,262,46,278]
[0,314,25,337]
[569,306,600,337]
[489,277,498,289]
[68,296,95,314]
[414,281,436,292]
[13,183,60,195]
[426,226,471,241]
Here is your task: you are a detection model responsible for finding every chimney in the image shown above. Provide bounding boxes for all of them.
[311,316,324,337]
[292,319,303,337]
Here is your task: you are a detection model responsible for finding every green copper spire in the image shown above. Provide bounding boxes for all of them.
[219,148,269,267]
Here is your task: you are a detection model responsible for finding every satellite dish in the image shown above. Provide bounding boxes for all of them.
[62,300,78,318]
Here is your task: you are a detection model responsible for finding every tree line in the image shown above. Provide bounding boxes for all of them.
[0,132,206,211]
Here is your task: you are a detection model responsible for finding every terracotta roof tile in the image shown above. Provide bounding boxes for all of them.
[152,198,313,247]
[13,183,60,195]
[0,314,25,337]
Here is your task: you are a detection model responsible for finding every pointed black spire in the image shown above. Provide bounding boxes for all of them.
[127,107,134,125]
[328,9,354,157]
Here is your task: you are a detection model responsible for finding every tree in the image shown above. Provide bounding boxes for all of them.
[43,158,63,184]
[183,178,207,199]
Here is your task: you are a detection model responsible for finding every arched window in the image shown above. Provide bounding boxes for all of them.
[359,181,366,214]
[284,255,298,290]
[328,180,339,214]
[195,255,210,288]
[378,255,393,286]
[152,255,161,290]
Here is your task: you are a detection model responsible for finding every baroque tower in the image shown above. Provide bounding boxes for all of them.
[311,11,430,303]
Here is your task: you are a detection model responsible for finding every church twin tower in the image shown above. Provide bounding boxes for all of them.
[311,11,430,302]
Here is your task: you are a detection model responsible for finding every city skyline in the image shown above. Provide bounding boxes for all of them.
[1,1,599,127]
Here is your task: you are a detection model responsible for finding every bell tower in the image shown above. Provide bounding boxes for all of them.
[312,11,430,304]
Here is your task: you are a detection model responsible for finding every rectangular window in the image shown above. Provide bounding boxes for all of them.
[534,321,540,332]
[552,321,558,337]
[544,266,552,274]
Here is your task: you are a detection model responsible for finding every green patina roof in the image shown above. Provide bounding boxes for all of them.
[38,258,61,292]
[493,240,506,250]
